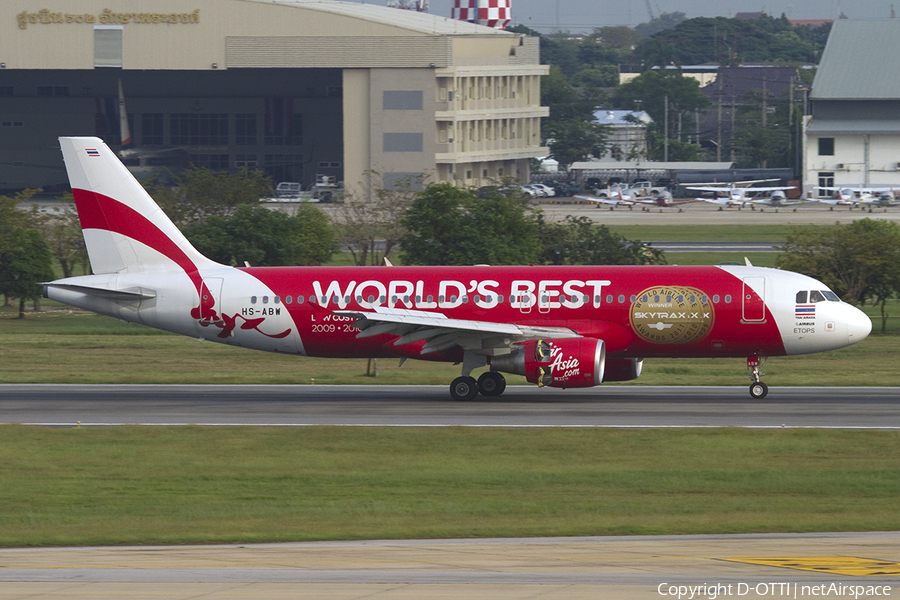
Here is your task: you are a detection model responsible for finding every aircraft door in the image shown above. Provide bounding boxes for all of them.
[742,276,766,322]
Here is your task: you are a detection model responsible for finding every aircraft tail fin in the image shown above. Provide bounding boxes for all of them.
[59,136,218,275]
[117,80,133,150]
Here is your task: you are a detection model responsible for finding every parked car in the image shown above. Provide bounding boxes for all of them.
[551,181,581,197]
[523,184,547,197]
[529,183,556,197]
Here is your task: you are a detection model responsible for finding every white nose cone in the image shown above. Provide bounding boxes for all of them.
[847,305,872,345]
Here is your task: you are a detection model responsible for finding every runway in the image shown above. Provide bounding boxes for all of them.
[1,533,899,599]
[1,384,899,428]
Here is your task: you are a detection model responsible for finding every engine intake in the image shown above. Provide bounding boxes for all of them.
[603,358,643,382]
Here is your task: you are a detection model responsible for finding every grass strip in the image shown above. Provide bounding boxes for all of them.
[0,426,898,547]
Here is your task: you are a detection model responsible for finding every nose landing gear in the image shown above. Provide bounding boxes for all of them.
[747,356,768,398]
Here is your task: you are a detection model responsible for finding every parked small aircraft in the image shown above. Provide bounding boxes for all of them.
[687,180,796,210]
[816,186,899,210]
[575,189,698,210]
[45,137,872,400]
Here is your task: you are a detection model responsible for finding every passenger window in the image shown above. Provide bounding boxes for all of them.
[809,290,826,303]
[796,291,808,304]
[251,296,257,304]
[285,296,292,304]
[618,295,625,303]
[713,295,720,303]
[606,294,613,304]
[725,294,732,303]
[274,296,281,304]
[263,296,269,304]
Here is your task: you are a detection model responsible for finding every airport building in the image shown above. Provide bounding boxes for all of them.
[0,0,549,196]
[805,19,900,194]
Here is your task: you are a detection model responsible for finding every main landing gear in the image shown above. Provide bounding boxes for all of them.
[449,372,507,401]
[747,356,768,398]
[449,351,507,400]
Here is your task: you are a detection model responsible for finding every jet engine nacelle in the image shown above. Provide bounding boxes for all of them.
[491,338,605,388]
[602,358,643,382]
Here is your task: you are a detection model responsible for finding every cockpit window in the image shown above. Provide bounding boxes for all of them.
[809,290,826,303]
[798,289,841,303]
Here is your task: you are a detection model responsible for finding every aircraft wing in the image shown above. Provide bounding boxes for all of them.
[574,194,632,206]
[749,197,804,206]
[699,197,738,205]
[745,186,797,192]
[687,179,778,188]
[335,306,578,355]
[685,186,730,193]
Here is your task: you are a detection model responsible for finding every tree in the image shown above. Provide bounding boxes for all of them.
[537,215,665,266]
[776,219,900,332]
[635,12,688,37]
[34,194,89,278]
[0,227,55,318]
[149,166,274,228]
[400,184,540,266]
[590,26,644,52]
[335,171,424,266]
[613,70,710,160]
[731,88,796,169]
[543,119,611,170]
[0,189,56,315]
[184,204,336,267]
[542,65,610,169]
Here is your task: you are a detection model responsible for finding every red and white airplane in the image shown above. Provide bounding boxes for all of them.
[46,137,872,400]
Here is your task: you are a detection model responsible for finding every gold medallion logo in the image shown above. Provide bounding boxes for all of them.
[629,286,714,344]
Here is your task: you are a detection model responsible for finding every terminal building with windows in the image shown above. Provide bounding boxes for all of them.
[804,19,900,195]
[0,0,548,196]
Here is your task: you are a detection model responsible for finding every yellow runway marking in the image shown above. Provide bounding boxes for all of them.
[725,557,900,576]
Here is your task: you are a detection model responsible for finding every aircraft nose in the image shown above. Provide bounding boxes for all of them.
[846,304,872,345]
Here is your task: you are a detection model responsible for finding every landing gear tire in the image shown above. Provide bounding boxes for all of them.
[749,381,769,399]
[450,376,479,401]
[477,371,506,397]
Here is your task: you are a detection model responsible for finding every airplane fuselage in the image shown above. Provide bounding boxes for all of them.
[49,264,869,363]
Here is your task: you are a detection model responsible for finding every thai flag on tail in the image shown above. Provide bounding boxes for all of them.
[86,149,100,157]
[795,304,815,318]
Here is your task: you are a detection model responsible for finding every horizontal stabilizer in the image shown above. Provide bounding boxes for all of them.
[44,282,156,301]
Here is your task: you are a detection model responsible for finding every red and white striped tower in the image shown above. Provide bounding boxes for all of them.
[452,0,510,30]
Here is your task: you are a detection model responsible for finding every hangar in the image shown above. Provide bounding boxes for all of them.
[1,0,549,196]
[804,19,900,194]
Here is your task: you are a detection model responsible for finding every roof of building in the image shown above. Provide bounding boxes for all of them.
[811,19,900,100]
[806,119,900,134]
[592,110,651,126]
[790,19,833,27]
[570,161,734,171]
[701,66,798,104]
[251,0,510,36]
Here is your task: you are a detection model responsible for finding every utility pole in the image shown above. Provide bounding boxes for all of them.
[716,80,723,162]
[664,94,669,162]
